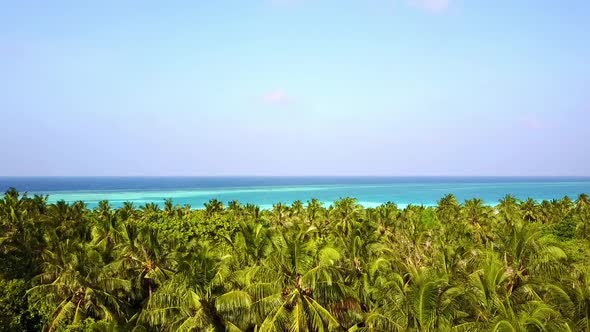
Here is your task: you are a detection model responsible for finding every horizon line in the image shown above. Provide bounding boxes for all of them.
[2,175,590,178]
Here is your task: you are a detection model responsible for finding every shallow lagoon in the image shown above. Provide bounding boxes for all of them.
[1,176,589,209]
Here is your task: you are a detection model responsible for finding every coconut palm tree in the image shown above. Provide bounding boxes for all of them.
[109,225,175,302]
[118,202,137,221]
[306,198,325,224]
[246,228,349,331]
[436,194,461,226]
[90,208,125,260]
[463,199,494,245]
[488,299,568,332]
[28,235,130,331]
[375,202,399,227]
[520,198,538,223]
[331,198,363,238]
[362,261,464,331]
[244,204,261,220]
[568,267,590,331]
[224,221,272,266]
[0,189,46,279]
[464,252,509,324]
[204,199,225,218]
[576,194,590,238]
[290,200,305,222]
[140,241,249,331]
[95,200,112,220]
[501,222,566,297]
[498,195,522,230]
[227,200,242,217]
[270,203,289,226]
[163,198,176,217]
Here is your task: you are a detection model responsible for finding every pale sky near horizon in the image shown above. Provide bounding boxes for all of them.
[1,0,589,176]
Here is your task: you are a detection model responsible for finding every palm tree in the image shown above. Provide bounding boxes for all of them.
[501,222,566,297]
[290,200,305,222]
[247,228,349,331]
[244,204,261,220]
[465,252,508,324]
[379,201,399,220]
[140,241,249,331]
[560,196,575,216]
[538,200,554,225]
[435,239,479,283]
[576,194,590,238]
[363,261,463,331]
[204,199,225,218]
[306,198,325,224]
[331,198,363,237]
[28,235,130,331]
[109,225,175,302]
[520,198,538,223]
[270,203,289,226]
[568,266,590,331]
[436,194,461,226]
[29,193,49,215]
[140,203,161,222]
[96,200,112,219]
[227,200,242,216]
[224,221,272,266]
[488,299,567,331]
[118,202,137,221]
[463,199,494,245]
[90,208,125,260]
[163,198,176,217]
[497,195,522,230]
[0,189,45,278]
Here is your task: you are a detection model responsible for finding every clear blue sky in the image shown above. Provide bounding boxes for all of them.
[1,0,589,176]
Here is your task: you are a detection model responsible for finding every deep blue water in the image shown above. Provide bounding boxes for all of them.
[1,177,589,209]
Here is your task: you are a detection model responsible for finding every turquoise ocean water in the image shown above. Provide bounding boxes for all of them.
[1,177,589,209]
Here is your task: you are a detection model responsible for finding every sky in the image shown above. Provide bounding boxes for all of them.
[1,0,589,176]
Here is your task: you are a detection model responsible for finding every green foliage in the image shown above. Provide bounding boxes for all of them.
[553,217,577,240]
[57,318,95,332]
[0,278,33,331]
[1,190,590,331]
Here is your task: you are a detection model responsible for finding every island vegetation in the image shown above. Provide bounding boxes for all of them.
[1,188,590,331]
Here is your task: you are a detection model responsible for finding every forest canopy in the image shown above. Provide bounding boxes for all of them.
[1,188,590,331]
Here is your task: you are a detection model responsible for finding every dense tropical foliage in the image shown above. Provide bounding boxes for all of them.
[1,189,590,331]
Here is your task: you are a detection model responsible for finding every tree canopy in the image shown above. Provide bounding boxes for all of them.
[1,189,590,331]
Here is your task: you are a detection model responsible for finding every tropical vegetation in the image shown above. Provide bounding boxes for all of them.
[1,189,590,331]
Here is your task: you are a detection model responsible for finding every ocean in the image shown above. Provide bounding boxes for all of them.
[1,177,589,209]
